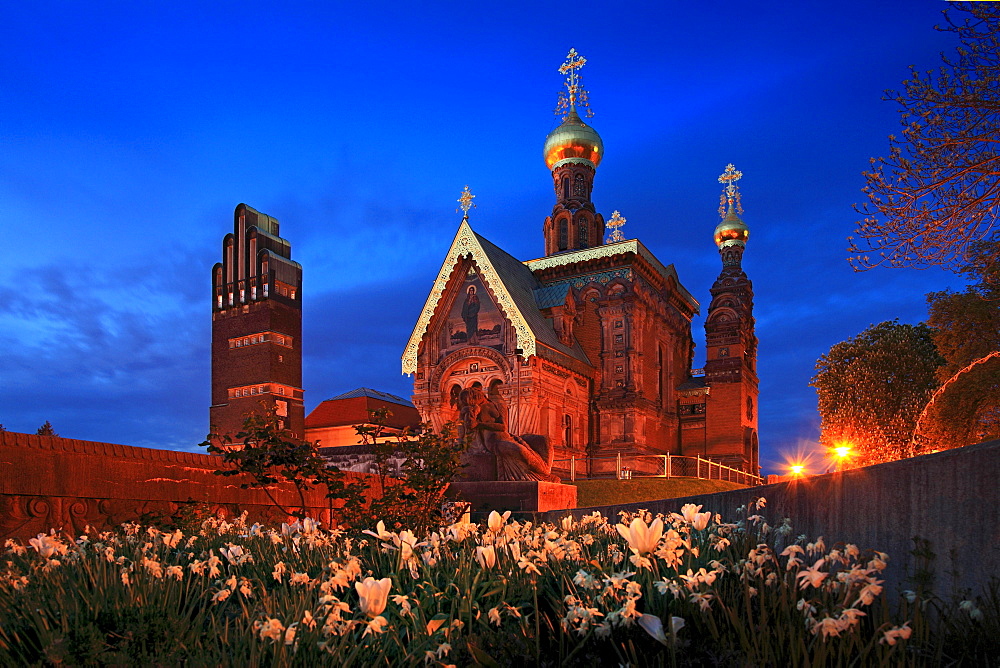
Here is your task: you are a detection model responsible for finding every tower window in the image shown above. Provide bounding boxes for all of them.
[558,220,568,251]
[574,173,585,196]
[562,177,570,200]
[578,221,589,248]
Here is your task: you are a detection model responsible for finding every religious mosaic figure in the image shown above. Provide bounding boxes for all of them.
[461,285,480,345]
[458,387,559,483]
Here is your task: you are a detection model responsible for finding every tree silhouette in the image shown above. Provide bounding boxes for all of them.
[852,5,1000,272]
[36,421,58,436]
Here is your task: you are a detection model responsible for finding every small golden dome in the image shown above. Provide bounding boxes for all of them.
[714,207,750,248]
[543,108,604,170]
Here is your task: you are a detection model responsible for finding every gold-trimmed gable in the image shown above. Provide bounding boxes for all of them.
[402,220,536,375]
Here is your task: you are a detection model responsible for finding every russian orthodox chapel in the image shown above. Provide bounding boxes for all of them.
[402,50,759,476]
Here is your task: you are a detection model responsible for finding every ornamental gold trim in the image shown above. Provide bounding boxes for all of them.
[523,240,699,310]
[401,220,536,375]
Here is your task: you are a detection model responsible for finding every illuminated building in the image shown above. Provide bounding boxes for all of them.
[403,51,759,475]
[210,204,304,442]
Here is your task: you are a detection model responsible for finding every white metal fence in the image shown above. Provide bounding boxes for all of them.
[552,453,764,487]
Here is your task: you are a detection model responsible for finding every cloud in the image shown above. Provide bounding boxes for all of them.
[0,255,209,450]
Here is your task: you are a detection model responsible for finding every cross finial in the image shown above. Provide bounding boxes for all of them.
[718,163,744,219]
[554,48,594,120]
[457,185,476,220]
[605,209,626,243]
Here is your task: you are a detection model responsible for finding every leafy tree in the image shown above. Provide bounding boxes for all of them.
[204,411,368,521]
[811,321,943,466]
[354,408,468,532]
[36,421,58,436]
[204,408,467,531]
[851,4,1000,272]
[920,237,1000,448]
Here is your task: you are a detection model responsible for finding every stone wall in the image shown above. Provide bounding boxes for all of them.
[542,439,1000,598]
[0,431,373,541]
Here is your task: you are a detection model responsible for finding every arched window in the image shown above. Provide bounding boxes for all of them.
[578,220,589,248]
[558,219,568,251]
[574,173,585,196]
[562,177,570,200]
[564,414,573,447]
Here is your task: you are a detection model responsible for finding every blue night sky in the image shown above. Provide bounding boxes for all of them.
[0,1,970,474]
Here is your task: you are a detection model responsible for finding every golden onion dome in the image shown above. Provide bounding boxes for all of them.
[714,206,750,248]
[543,107,604,170]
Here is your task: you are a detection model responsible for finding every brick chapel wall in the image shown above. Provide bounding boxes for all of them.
[542,438,1000,601]
[0,431,373,542]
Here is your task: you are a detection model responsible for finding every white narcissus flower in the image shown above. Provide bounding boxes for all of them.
[355,577,391,618]
[857,581,884,606]
[813,616,847,638]
[488,607,502,626]
[284,623,297,646]
[364,615,388,637]
[254,618,285,642]
[161,530,183,548]
[880,622,912,645]
[796,559,827,589]
[615,517,663,556]
[28,534,63,559]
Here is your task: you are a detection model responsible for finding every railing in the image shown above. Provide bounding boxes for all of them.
[552,453,764,487]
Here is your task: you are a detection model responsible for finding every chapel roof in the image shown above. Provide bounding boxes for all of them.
[401,220,594,375]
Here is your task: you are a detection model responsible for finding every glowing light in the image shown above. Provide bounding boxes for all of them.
[789,464,805,477]
[833,443,852,459]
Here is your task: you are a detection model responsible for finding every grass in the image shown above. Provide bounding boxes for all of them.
[571,477,746,507]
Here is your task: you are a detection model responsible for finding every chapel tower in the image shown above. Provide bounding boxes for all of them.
[702,165,759,473]
[542,49,606,256]
[210,204,304,443]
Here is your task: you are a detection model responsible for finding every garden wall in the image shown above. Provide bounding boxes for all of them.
[0,431,373,541]
[544,438,1000,599]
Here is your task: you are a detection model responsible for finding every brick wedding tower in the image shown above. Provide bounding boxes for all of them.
[210,204,304,442]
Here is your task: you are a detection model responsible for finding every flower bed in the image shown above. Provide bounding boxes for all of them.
[1,499,995,665]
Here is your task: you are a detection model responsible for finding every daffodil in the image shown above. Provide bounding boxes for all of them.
[880,622,912,645]
[254,618,285,642]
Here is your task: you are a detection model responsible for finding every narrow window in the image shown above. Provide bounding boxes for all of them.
[562,176,570,200]
[558,220,568,251]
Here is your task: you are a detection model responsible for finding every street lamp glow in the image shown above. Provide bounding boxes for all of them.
[789,464,805,477]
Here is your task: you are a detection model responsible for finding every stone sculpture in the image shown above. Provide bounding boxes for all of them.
[457,387,559,483]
